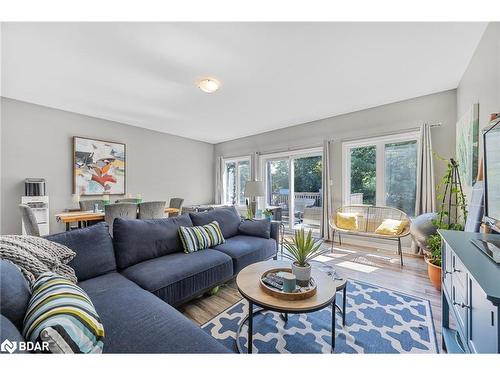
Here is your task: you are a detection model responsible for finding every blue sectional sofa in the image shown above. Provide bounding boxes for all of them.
[0,207,279,353]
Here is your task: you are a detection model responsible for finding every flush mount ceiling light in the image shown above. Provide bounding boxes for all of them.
[197,78,220,93]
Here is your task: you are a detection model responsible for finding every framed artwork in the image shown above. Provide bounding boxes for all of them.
[73,136,126,196]
[456,103,479,189]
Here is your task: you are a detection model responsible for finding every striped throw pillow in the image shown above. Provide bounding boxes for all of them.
[22,272,105,353]
[179,221,225,253]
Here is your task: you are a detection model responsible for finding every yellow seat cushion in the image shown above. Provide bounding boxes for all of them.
[374,219,407,236]
[336,212,359,231]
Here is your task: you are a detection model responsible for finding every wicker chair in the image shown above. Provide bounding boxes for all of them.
[329,205,411,266]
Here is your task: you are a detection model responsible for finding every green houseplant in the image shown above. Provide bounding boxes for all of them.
[263,209,273,221]
[425,158,467,289]
[282,228,329,286]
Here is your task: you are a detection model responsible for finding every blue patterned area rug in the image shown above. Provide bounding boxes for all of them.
[202,280,438,353]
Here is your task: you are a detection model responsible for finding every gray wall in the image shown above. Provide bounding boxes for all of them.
[215,90,457,211]
[1,97,215,234]
[457,22,500,141]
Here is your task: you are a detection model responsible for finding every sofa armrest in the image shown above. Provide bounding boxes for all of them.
[270,221,280,249]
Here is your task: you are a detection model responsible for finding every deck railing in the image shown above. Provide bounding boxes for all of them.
[270,192,322,208]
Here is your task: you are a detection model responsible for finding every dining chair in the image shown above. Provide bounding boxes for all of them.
[19,204,40,236]
[105,203,138,235]
[79,199,105,211]
[168,198,184,217]
[138,201,166,219]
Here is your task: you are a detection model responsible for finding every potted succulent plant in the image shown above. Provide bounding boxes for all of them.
[282,228,329,286]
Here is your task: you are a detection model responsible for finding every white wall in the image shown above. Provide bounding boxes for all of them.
[1,98,215,234]
[457,22,500,139]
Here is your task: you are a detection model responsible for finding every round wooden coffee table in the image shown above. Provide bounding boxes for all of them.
[235,260,345,353]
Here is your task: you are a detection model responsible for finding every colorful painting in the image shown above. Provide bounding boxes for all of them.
[456,103,479,189]
[73,137,126,196]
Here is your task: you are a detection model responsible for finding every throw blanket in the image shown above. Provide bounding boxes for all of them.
[0,235,77,284]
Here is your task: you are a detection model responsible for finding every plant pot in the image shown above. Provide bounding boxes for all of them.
[292,262,311,287]
[425,258,441,290]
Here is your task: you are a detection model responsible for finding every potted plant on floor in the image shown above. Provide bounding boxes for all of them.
[424,158,467,290]
[282,228,329,286]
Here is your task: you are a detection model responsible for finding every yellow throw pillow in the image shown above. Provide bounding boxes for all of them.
[375,219,407,236]
[336,212,358,231]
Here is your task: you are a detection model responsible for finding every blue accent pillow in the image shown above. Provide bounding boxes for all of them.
[45,222,116,282]
[189,207,241,239]
[0,260,31,330]
[113,215,194,269]
[238,219,271,239]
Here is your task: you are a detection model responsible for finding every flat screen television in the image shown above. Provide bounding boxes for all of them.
[483,118,500,232]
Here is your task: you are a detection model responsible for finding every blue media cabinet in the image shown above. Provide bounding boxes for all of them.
[439,230,500,353]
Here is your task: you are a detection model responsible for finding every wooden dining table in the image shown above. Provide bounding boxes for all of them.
[56,207,180,231]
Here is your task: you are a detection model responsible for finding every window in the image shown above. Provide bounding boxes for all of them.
[223,157,250,205]
[343,132,419,216]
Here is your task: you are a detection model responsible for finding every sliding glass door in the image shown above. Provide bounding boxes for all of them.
[262,149,322,235]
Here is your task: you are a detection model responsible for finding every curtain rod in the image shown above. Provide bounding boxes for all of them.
[257,143,325,156]
[340,122,441,143]
[221,122,441,159]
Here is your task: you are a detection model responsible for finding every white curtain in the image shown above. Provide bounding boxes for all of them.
[321,140,334,240]
[251,152,260,181]
[214,156,224,204]
[413,123,436,252]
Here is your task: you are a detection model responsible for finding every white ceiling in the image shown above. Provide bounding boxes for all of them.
[1,22,487,144]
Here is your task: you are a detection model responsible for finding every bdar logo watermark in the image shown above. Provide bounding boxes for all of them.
[1,339,49,353]
[1,339,17,353]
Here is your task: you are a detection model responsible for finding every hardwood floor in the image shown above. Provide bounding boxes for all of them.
[178,240,442,350]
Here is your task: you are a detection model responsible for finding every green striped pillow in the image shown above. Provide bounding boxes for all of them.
[22,272,105,353]
[179,221,225,253]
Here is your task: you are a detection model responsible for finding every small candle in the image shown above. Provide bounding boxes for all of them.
[282,272,296,293]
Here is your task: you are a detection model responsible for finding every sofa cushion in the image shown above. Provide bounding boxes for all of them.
[238,219,271,239]
[45,222,116,282]
[0,260,31,330]
[23,272,105,354]
[212,235,277,273]
[78,272,230,353]
[189,207,241,239]
[179,221,225,253]
[121,250,233,306]
[113,215,193,269]
[0,315,29,354]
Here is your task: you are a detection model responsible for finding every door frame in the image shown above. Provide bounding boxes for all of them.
[260,147,323,230]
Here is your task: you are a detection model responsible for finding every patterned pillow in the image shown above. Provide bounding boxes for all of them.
[22,273,105,353]
[179,221,225,253]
